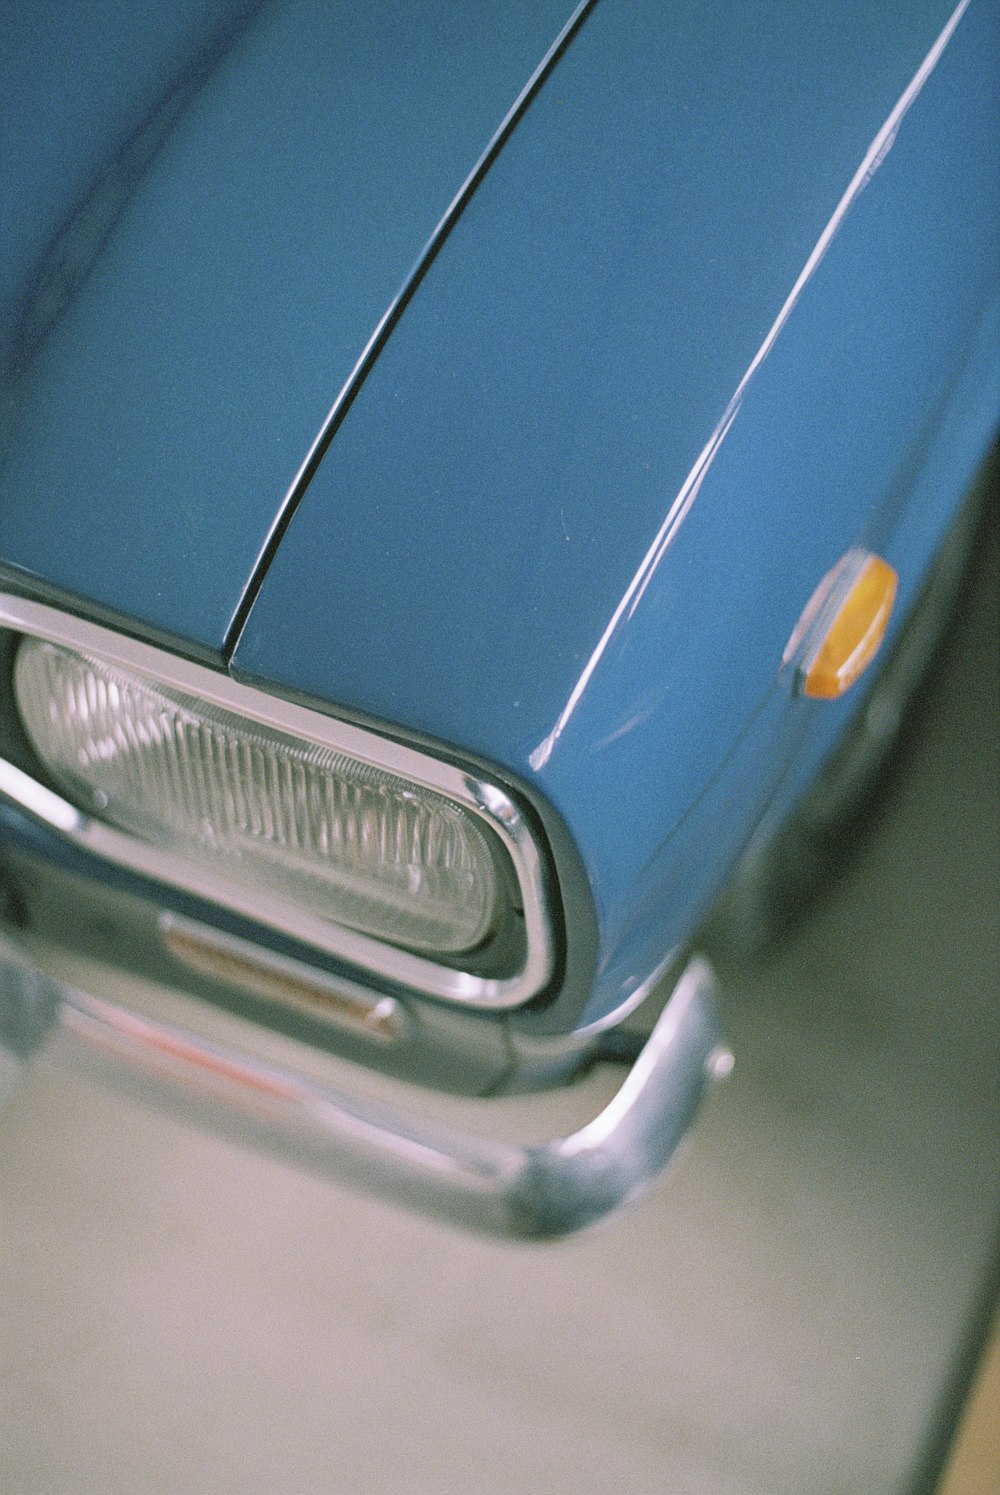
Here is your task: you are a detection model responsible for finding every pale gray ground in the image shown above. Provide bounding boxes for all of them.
[1,518,997,1495]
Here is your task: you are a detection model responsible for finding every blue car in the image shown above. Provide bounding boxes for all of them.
[1,0,997,1235]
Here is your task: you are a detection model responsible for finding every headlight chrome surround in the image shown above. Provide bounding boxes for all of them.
[0,594,557,1009]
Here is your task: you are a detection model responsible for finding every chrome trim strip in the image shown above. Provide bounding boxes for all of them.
[0,593,556,1009]
[0,928,728,1238]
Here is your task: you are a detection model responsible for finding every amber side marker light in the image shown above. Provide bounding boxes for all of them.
[797,553,898,700]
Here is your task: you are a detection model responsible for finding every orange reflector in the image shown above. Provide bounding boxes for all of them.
[802,554,898,699]
[160,915,402,1043]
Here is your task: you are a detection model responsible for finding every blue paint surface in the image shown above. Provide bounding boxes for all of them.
[0,0,577,649]
[236,0,999,1028]
[0,0,258,365]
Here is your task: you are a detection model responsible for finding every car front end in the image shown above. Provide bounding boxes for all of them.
[2,0,997,1233]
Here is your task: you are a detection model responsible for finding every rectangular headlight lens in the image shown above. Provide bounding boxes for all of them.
[14,638,500,956]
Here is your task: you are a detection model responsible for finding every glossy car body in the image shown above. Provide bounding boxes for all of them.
[1,0,998,1232]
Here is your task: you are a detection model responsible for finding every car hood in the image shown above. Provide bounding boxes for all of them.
[0,0,581,653]
[234,0,968,767]
[231,0,991,1021]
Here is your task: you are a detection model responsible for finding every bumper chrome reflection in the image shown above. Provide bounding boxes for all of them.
[0,930,728,1238]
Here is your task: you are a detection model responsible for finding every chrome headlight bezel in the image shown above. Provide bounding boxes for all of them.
[0,594,557,1010]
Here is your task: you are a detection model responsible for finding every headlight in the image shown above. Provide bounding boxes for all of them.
[0,598,556,1010]
[14,638,498,955]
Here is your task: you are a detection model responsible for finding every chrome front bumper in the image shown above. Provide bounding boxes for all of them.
[0,928,729,1238]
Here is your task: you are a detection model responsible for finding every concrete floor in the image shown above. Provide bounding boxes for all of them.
[1,514,997,1494]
